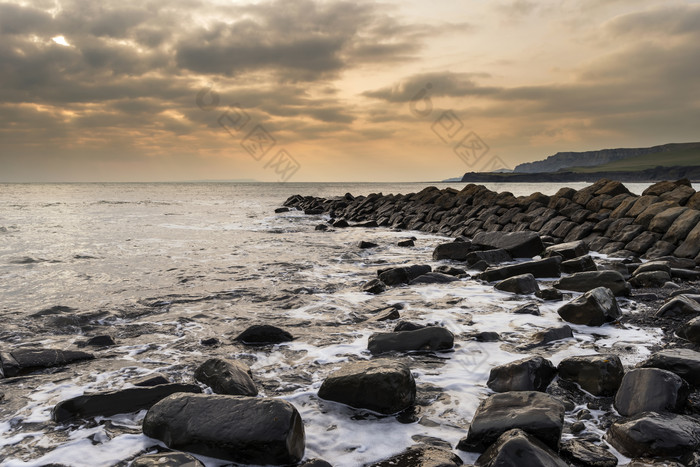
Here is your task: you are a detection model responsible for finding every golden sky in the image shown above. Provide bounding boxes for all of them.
[1,0,699,182]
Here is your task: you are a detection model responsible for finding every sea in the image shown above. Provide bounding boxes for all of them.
[0,182,671,466]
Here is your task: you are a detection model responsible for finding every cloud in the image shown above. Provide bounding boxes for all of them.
[362,72,497,102]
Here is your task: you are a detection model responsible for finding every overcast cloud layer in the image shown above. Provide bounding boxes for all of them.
[1,0,698,181]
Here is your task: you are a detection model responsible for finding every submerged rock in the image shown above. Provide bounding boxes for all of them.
[606,411,700,458]
[475,429,567,467]
[557,287,621,326]
[614,368,689,416]
[0,348,94,378]
[557,354,624,397]
[234,325,293,345]
[317,359,416,414]
[368,327,454,354]
[143,394,305,465]
[194,358,257,396]
[487,357,557,393]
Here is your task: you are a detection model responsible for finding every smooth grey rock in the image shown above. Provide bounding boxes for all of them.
[606,411,700,458]
[475,429,567,467]
[638,348,700,387]
[544,241,589,260]
[433,242,472,261]
[557,354,624,396]
[554,270,630,296]
[557,287,621,326]
[487,357,557,393]
[630,271,671,288]
[655,295,700,318]
[368,327,454,354]
[0,348,94,377]
[561,255,598,274]
[495,273,539,294]
[194,358,257,396]
[478,257,562,282]
[614,368,689,416]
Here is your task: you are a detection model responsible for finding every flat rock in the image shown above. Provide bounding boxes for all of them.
[606,411,700,458]
[143,394,305,465]
[369,446,463,467]
[466,249,512,266]
[475,429,567,467]
[487,357,557,393]
[557,287,621,326]
[131,452,205,467]
[561,255,597,274]
[478,257,562,282]
[557,354,624,396]
[494,273,539,294]
[638,348,700,387]
[52,383,202,422]
[655,295,700,318]
[368,327,454,354]
[554,270,630,296]
[235,325,293,345]
[472,231,545,258]
[0,348,94,377]
[614,368,689,417]
[560,439,618,467]
[410,272,459,285]
[544,241,589,260]
[318,359,416,414]
[528,325,574,348]
[194,358,257,396]
[457,391,565,452]
[630,271,671,288]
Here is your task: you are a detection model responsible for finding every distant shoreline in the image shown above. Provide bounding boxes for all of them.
[459,165,700,183]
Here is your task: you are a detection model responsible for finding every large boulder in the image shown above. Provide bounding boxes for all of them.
[614,368,689,416]
[194,358,257,396]
[457,391,565,452]
[606,412,700,458]
[143,394,305,465]
[663,209,700,244]
[557,354,624,396]
[543,241,589,260]
[379,265,432,286]
[368,327,454,354]
[494,273,539,294]
[52,383,202,422]
[369,446,463,467]
[557,287,621,326]
[655,295,700,318]
[235,325,293,345]
[0,348,94,377]
[554,270,630,296]
[487,357,557,393]
[472,231,544,258]
[474,429,567,467]
[478,257,562,282]
[433,242,472,261]
[317,359,416,414]
[638,348,700,387]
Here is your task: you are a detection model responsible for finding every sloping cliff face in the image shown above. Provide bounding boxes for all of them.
[513,143,700,173]
[460,166,700,183]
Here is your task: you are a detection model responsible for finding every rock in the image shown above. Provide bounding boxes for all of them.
[557,354,624,396]
[52,383,202,422]
[433,242,472,261]
[474,429,567,467]
[369,445,463,467]
[378,267,410,286]
[661,184,696,205]
[410,272,459,285]
[560,439,618,467]
[366,305,401,322]
[143,394,305,465]
[634,260,671,275]
[561,255,597,274]
[472,231,545,258]
[512,303,540,315]
[474,331,500,342]
[457,391,565,452]
[606,412,700,458]
[487,357,557,393]
[478,257,562,282]
[0,348,94,377]
[393,321,426,332]
[635,201,679,229]
[434,265,467,276]
[235,325,293,345]
[333,219,349,228]
[630,271,671,288]
[318,359,416,414]
[536,288,564,301]
[274,207,290,213]
[680,316,700,344]
[368,327,454,354]
[544,241,589,260]
[494,273,539,294]
[663,209,700,244]
[398,239,415,247]
[315,224,328,231]
[362,278,386,294]
[466,249,512,266]
[554,270,630,296]
[131,452,205,467]
[649,206,687,233]
[614,368,689,416]
[655,295,700,318]
[300,459,333,467]
[529,325,574,347]
[200,337,219,346]
[557,287,621,326]
[133,373,170,386]
[675,222,700,258]
[643,179,692,196]
[359,240,379,249]
[83,335,116,347]
[194,358,257,396]
[639,348,700,386]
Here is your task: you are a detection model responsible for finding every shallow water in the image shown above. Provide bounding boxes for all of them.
[0,182,665,466]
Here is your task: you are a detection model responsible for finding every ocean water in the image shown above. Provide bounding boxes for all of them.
[0,182,664,466]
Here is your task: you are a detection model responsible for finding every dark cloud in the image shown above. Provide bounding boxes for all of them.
[363,72,496,102]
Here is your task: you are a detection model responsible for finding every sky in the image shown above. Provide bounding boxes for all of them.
[1,0,699,182]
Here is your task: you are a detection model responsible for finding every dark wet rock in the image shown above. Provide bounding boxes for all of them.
[235,325,293,345]
[398,239,415,247]
[560,439,618,467]
[606,412,700,458]
[638,348,700,386]
[680,452,700,467]
[131,452,205,467]
[274,207,290,213]
[366,305,401,322]
[133,373,170,386]
[561,255,597,274]
[433,242,472,261]
[630,271,672,288]
[557,287,621,326]
[675,221,700,258]
[544,241,589,260]
[434,265,467,276]
[410,272,459,285]
[200,337,219,346]
[487,357,557,393]
[529,325,574,348]
[536,288,564,301]
[633,260,671,275]
[472,231,545,258]
[671,268,700,280]
[474,331,500,342]
[0,348,94,377]
[478,257,562,282]
[655,295,700,318]
[664,209,700,244]
[332,219,349,228]
[299,459,333,467]
[474,429,567,467]
[194,358,257,396]
[318,359,416,414]
[680,316,700,344]
[143,394,305,465]
[52,383,202,422]
[457,391,565,452]
[466,249,512,266]
[470,260,489,271]
[570,421,585,434]
[494,273,539,294]
[361,278,386,294]
[359,240,379,249]
[82,335,116,347]
[368,327,454,354]
[378,267,410,286]
[393,321,426,332]
[369,445,463,467]
[614,368,689,416]
[557,354,624,396]
[554,270,630,296]
[513,302,541,315]
[315,224,328,231]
